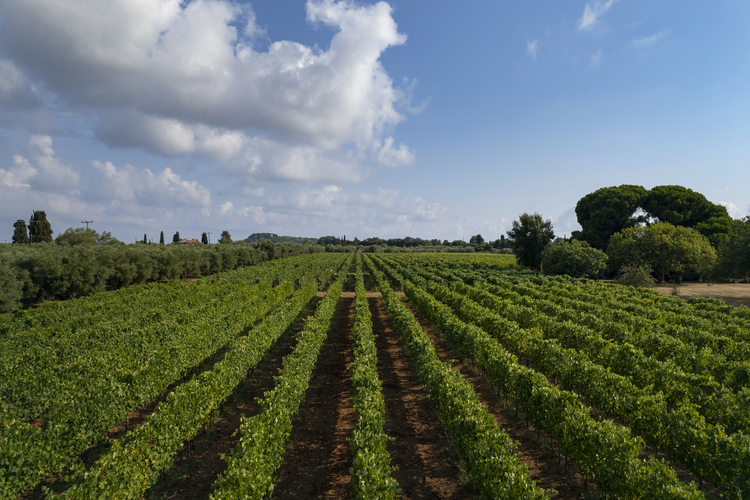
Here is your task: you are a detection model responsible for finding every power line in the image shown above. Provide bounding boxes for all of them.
[81,220,93,230]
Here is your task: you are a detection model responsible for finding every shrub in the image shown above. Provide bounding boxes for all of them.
[615,264,655,287]
[541,239,608,279]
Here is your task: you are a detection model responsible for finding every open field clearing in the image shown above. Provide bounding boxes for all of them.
[651,283,750,308]
[2,253,748,499]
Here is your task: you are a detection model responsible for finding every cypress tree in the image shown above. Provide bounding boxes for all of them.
[143,234,147,244]
[201,232,208,245]
[160,231,165,245]
[12,219,29,244]
[29,211,53,242]
[173,231,180,243]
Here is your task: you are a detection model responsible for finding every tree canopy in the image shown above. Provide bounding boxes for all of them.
[714,217,750,280]
[573,185,648,250]
[506,212,555,269]
[12,219,29,244]
[218,230,232,244]
[541,239,607,279]
[55,227,118,245]
[607,222,717,282]
[574,185,733,250]
[29,210,53,243]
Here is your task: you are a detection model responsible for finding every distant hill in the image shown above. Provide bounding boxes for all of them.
[243,233,318,244]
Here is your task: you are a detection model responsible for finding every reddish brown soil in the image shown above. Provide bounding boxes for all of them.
[144,300,320,500]
[401,301,593,499]
[371,297,477,499]
[271,297,356,499]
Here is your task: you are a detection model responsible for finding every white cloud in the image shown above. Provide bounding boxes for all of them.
[590,49,603,66]
[632,30,670,48]
[720,201,747,219]
[89,160,211,207]
[552,207,582,236]
[0,155,36,188]
[3,135,80,194]
[0,0,414,182]
[577,0,620,31]
[527,39,539,62]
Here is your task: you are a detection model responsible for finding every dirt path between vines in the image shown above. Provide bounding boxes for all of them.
[371,297,477,499]
[147,299,320,500]
[401,300,592,499]
[271,296,356,499]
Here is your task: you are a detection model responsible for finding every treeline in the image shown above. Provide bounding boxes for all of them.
[317,234,512,252]
[507,185,750,283]
[0,241,324,312]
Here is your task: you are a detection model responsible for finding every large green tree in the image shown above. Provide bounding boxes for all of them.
[218,230,232,244]
[714,217,750,280]
[573,185,648,250]
[55,227,118,245]
[643,185,732,245]
[29,210,53,243]
[12,219,29,244]
[506,212,555,269]
[574,184,733,250]
[607,222,717,282]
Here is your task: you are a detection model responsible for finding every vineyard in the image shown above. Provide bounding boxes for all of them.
[1,253,749,499]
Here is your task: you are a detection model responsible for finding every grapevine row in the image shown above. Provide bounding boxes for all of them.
[58,279,322,499]
[348,255,400,499]
[209,256,349,499]
[372,255,705,499]
[364,256,550,499]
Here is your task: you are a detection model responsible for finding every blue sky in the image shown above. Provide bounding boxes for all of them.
[1,0,748,243]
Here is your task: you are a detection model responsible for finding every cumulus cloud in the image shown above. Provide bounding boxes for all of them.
[89,160,211,207]
[0,0,414,182]
[0,136,85,223]
[2,135,80,194]
[577,0,620,31]
[632,30,670,48]
[720,201,747,219]
[527,39,539,61]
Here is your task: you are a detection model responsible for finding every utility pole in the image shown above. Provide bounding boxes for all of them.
[207,232,212,244]
[81,220,93,230]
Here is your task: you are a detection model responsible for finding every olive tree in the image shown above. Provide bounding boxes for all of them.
[607,222,716,282]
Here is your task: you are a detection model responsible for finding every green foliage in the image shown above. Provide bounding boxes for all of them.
[367,256,550,499]
[615,264,656,287]
[55,227,119,245]
[1,254,348,500]
[349,257,400,499]
[574,185,734,250]
[506,212,554,269]
[218,230,232,244]
[172,231,180,243]
[12,219,29,244]
[607,222,717,282]
[540,239,607,278]
[0,241,325,311]
[573,184,648,250]
[0,259,23,311]
[28,210,53,242]
[714,217,750,281]
[210,261,348,500]
[201,232,208,244]
[159,231,165,245]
